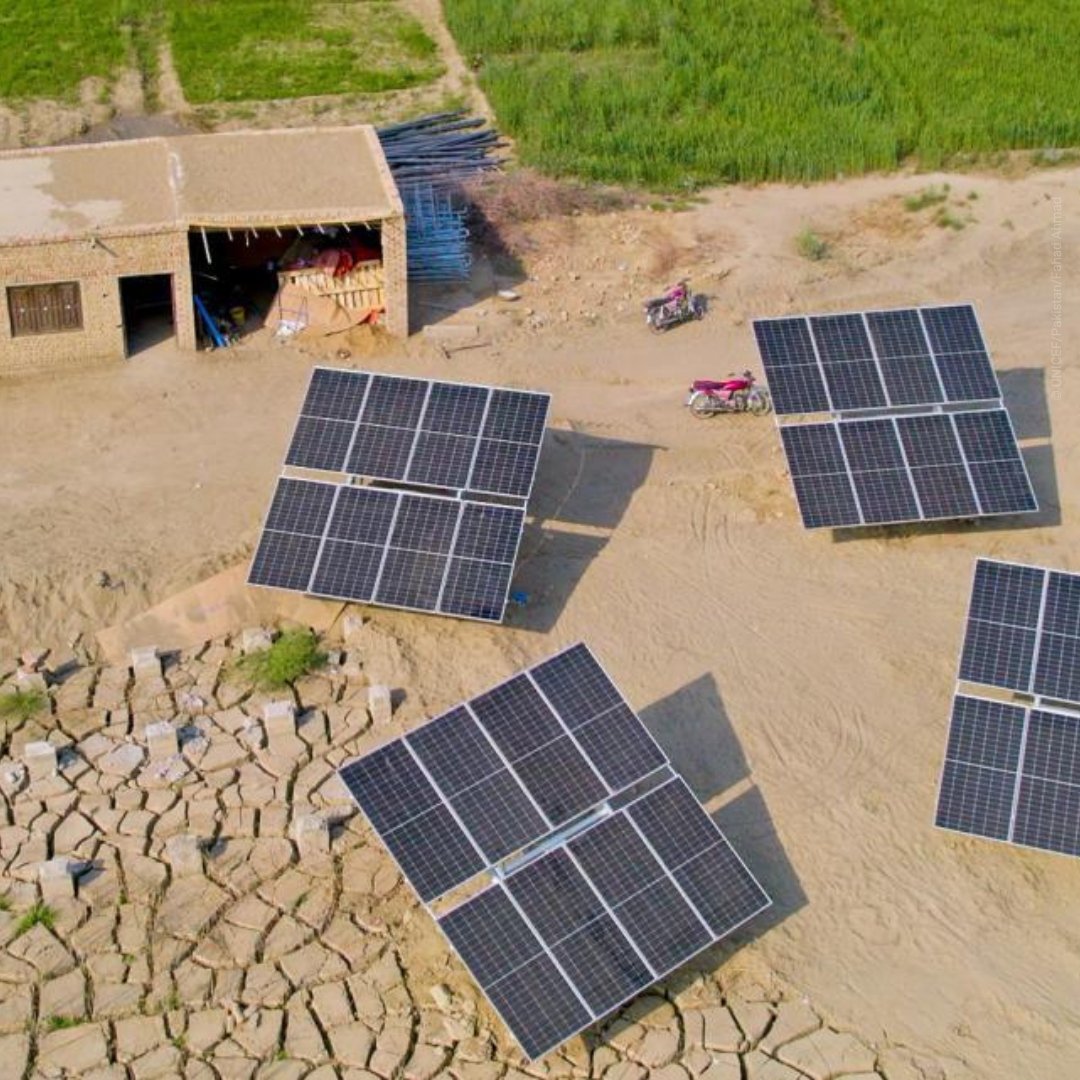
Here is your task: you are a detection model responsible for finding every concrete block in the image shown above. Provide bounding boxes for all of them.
[263,700,297,739]
[342,613,366,645]
[24,741,57,781]
[293,814,330,859]
[165,835,203,878]
[146,721,179,761]
[39,858,76,901]
[130,646,161,678]
[241,627,273,654]
[367,685,392,727]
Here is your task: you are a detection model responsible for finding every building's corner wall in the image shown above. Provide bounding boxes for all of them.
[382,213,408,338]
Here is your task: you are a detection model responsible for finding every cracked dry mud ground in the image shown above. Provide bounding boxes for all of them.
[0,626,935,1080]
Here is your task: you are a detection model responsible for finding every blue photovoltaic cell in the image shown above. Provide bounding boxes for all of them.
[407,707,502,797]
[810,313,873,362]
[361,375,429,427]
[248,531,321,591]
[338,741,440,834]
[264,478,336,536]
[309,539,382,601]
[285,416,354,472]
[325,487,398,545]
[299,368,370,421]
[506,849,606,944]
[531,643,626,729]
[382,805,486,902]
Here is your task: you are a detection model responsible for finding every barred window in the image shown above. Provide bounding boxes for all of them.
[8,282,83,337]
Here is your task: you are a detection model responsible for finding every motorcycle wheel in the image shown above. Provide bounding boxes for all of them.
[692,297,706,320]
[748,391,772,416]
[688,392,715,418]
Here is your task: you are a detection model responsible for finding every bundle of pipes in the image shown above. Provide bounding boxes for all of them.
[378,112,502,281]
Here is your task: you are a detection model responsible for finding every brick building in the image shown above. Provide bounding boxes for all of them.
[0,126,407,373]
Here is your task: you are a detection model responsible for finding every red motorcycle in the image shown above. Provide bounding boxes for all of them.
[644,280,706,332]
[686,371,771,416]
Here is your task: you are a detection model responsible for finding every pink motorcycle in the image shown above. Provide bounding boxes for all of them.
[644,280,706,332]
[686,371,771,416]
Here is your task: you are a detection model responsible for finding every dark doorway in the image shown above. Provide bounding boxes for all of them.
[120,274,175,356]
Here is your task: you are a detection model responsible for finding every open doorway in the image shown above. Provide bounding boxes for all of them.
[120,274,175,356]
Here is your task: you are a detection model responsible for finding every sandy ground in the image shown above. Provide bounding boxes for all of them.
[1,164,1078,1078]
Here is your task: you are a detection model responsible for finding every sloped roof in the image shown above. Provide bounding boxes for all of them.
[0,126,401,246]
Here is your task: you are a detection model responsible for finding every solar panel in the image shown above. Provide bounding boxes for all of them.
[339,645,770,1057]
[283,367,550,501]
[777,409,1035,529]
[248,477,525,623]
[439,777,770,1058]
[754,304,1000,416]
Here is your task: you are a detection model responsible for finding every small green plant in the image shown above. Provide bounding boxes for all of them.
[16,902,55,936]
[935,207,966,230]
[165,990,182,1011]
[172,1034,186,1050]
[0,688,48,725]
[796,228,829,261]
[45,1016,80,1032]
[904,184,950,212]
[967,190,980,200]
[0,895,11,913]
[232,629,327,690]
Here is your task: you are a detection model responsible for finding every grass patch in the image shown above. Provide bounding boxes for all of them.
[935,207,967,231]
[166,0,442,103]
[0,687,47,726]
[446,0,1080,187]
[45,1016,81,1032]
[232,629,326,690]
[0,895,10,913]
[904,184,949,212]
[16,902,55,936]
[796,228,829,261]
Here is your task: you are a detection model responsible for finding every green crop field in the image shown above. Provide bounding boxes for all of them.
[0,0,440,104]
[444,0,1080,188]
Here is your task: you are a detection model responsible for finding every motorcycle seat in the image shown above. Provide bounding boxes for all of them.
[692,379,736,392]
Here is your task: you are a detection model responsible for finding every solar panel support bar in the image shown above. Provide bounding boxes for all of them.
[496,802,613,879]
[888,416,926,519]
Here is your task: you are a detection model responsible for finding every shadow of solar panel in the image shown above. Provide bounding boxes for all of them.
[484,954,591,1060]
[822,360,887,411]
[764,364,831,415]
[375,548,446,610]
[346,424,415,479]
[790,473,861,528]
[753,317,816,366]
[265,478,336,535]
[423,382,489,436]
[285,416,354,472]
[896,414,963,467]
[513,737,608,825]
[865,309,930,358]
[392,496,461,554]
[574,705,667,790]
[309,539,382,601]
[383,805,487,902]
[483,390,549,444]
[301,368,369,420]
[440,559,514,622]
[531,643,626,729]
[673,840,772,936]
[910,465,979,519]
[450,771,549,862]
[406,431,475,489]
[612,877,711,973]
[361,375,429,427]
[551,915,653,1014]
[851,469,920,524]
[248,531,321,590]
[440,886,544,984]
[469,439,540,499]
[959,618,1037,691]
[810,313,874,362]
[1012,777,1080,856]
[506,849,606,944]
[878,353,944,406]
[935,759,1014,840]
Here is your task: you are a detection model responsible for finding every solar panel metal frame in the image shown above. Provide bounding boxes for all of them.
[436,775,771,1059]
[778,408,1036,530]
[935,558,1080,859]
[283,367,551,503]
[247,476,527,624]
[754,303,1002,417]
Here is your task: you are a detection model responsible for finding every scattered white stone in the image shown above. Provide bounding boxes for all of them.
[24,741,58,781]
[293,814,330,859]
[38,857,76,900]
[166,835,204,878]
[146,721,179,761]
[342,612,365,645]
[367,685,392,727]
[263,700,296,739]
[0,762,28,796]
[130,646,161,678]
[241,627,273,654]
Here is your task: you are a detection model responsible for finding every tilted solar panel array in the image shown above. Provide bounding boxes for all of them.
[781,410,1037,529]
[339,644,770,1057]
[286,368,550,500]
[936,559,1080,859]
[754,303,1037,529]
[249,477,526,622]
[754,304,1001,416]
